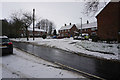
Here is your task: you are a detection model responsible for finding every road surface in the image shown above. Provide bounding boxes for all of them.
[13,42,120,80]
[2,48,87,79]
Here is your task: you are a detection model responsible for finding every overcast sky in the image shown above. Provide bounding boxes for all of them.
[1,0,105,30]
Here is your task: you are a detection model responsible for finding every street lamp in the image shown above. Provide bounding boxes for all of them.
[33,9,35,40]
[80,18,82,36]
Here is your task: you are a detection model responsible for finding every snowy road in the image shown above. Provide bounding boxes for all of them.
[13,41,120,80]
[1,48,87,79]
[11,38,119,60]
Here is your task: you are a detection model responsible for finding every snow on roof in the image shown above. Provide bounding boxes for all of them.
[28,28,46,32]
[76,22,97,29]
[59,24,74,30]
[0,36,8,38]
[95,0,111,17]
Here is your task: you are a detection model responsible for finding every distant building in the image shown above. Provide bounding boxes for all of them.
[76,22,97,36]
[20,27,47,37]
[58,23,78,37]
[28,28,47,37]
[96,2,120,42]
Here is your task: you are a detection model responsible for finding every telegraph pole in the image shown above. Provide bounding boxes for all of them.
[80,18,82,36]
[33,9,35,40]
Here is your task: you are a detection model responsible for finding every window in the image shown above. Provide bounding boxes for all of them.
[91,28,95,31]
[84,29,88,31]
[65,33,68,36]
[91,27,97,31]
[65,30,67,32]
[1,38,10,42]
[61,34,64,37]
[91,32,97,36]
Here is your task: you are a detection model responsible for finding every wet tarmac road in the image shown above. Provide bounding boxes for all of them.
[13,42,120,80]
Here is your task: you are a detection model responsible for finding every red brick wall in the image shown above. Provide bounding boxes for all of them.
[82,28,93,35]
[78,27,97,36]
[59,24,78,37]
[96,2,120,41]
[70,25,78,37]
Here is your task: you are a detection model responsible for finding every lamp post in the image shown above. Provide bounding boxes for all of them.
[80,18,82,36]
[33,9,35,40]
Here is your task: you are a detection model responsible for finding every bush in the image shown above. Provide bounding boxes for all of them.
[90,35,98,42]
[42,35,46,39]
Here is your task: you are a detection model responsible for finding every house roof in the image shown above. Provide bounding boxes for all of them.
[28,27,46,32]
[95,0,111,17]
[59,24,75,30]
[76,22,97,29]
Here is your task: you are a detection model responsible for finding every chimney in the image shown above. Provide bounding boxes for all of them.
[87,20,89,24]
[65,24,66,26]
[38,26,40,29]
[70,23,71,25]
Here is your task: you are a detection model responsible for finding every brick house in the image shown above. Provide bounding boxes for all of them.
[76,22,97,36]
[28,28,47,37]
[96,2,120,42]
[20,28,47,37]
[58,23,78,37]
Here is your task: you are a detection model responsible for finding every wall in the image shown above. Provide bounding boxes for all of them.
[96,2,120,41]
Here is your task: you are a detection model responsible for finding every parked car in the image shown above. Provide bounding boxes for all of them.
[82,33,89,40]
[46,36,52,39]
[57,36,64,39]
[73,33,89,40]
[0,36,13,55]
[53,35,57,39]
[73,36,78,40]
[73,36,84,40]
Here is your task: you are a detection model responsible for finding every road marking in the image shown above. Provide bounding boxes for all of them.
[54,62,106,80]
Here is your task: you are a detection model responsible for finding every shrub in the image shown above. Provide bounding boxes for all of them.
[42,35,46,39]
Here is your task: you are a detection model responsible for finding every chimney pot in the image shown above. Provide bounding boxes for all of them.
[65,24,66,26]
[87,20,89,24]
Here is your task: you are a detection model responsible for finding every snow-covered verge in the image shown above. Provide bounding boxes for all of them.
[0,55,1,80]
[0,48,87,79]
[11,38,119,60]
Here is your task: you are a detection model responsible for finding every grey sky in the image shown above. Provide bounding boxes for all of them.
[1,2,97,30]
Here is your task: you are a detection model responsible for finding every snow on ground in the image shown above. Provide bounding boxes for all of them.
[1,48,87,79]
[0,55,2,80]
[11,38,119,60]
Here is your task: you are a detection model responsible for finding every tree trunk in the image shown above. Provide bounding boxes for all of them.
[25,26,29,41]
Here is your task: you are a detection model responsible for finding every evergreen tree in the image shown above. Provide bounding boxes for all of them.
[53,29,57,35]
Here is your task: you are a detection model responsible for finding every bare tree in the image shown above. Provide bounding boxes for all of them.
[40,19,46,30]
[22,12,33,41]
[11,11,33,41]
[48,22,53,35]
[86,0,99,13]
[11,12,24,38]
[36,21,41,29]
[84,0,107,16]
[36,19,55,35]
[45,19,49,32]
